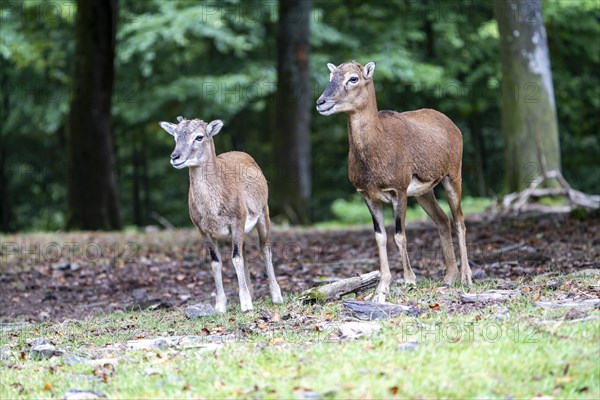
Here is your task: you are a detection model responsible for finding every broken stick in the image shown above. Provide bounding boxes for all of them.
[299,271,380,303]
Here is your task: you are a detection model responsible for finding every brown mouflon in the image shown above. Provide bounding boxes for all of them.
[159,117,283,312]
[316,61,472,303]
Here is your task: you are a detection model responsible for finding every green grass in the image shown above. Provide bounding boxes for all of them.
[316,195,492,228]
[2,276,599,399]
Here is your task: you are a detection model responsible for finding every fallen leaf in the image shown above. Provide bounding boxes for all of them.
[270,311,281,322]
[214,380,226,390]
[389,386,399,395]
[555,376,574,383]
[269,337,286,346]
[429,303,441,311]
[44,383,52,391]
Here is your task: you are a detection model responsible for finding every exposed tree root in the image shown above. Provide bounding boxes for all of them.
[502,170,600,214]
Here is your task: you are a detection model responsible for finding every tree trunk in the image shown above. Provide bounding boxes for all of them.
[496,0,561,192]
[67,0,121,230]
[0,71,10,232]
[468,115,487,196]
[273,0,312,225]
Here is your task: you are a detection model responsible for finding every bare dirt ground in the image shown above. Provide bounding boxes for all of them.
[1,211,599,322]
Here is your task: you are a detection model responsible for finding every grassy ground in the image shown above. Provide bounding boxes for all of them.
[2,275,598,399]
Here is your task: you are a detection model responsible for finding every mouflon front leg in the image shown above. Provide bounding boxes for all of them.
[391,193,416,285]
[363,196,391,303]
[231,227,254,312]
[206,237,227,313]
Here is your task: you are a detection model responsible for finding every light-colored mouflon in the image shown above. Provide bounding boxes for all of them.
[316,61,472,303]
[159,117,283,312]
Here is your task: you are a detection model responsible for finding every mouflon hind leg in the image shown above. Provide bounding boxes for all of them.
[416,191,459,285]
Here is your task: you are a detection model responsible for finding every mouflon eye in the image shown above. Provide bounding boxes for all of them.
[195,136,203,142]
[349,77,358,83]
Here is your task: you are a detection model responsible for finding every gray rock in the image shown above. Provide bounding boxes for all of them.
[0,349,12,360]
[472,269,487,280]
[131,288,147,300]
[39,311,50,320]
[70,263,81,272]
[63,355,87,365]
[342,300,422,320]
[63,389,107,400]
[31,344,64,359]
[296,391,322,400]
[53,261,71,270]
[152,339,170,349]
[338,321,381,340]
[494,306,510,321]
[546,279,562,290]
[397,340,420,352]
[185,304,218,318]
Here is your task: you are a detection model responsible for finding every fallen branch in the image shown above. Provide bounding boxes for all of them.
[299,271,380,303]
[460,289,520,303]
[533,299,600,309]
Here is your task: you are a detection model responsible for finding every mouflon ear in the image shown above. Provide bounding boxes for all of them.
[327,63,337,73]
[159,121,178,136]
[363,61,376,79]
[206,120,224,137]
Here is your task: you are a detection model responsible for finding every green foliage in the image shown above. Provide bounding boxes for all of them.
[325,194,492,227]
[2,0,598,231]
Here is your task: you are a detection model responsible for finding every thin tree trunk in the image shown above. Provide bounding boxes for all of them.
[274,0,312,225]
[496,0,561,192]
[0,70,10,231]
[132,129,141,226]
[141,128,150,226]
[468,116,487,196]
[67,0,121,230]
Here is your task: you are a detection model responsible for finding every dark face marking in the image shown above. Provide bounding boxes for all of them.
[232,244,240,259]
[322,74,341,99]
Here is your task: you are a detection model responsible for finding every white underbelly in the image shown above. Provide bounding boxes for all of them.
[406,177,436,197]
[244,214,259,233]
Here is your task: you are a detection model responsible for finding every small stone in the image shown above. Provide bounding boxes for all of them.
[144,367,162,376]
[564,308,588,321]
[397,340,419,352]
[31,344,64,359]
[152,339,170,349]
[494,306,510,321]
[185,304,218,318]
[70,263,81,272]
[132,288,147,300]
[472,269,487,280]
[296,391,321,400]
[63,355,87,365]
[546,279,562,290]
[53,261,71,270]
[338,321,381,340]
[0,349,12,360]
[39,311,50,320]
[63,389,107,400]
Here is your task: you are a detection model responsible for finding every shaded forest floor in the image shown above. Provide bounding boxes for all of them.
[1,211,599,398]
[1,211,598,321]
